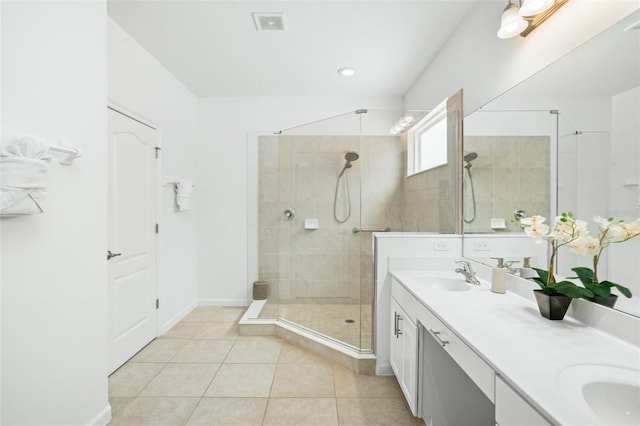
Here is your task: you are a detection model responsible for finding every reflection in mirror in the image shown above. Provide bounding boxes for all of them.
[462,10,640,317]
[463,110,556,233]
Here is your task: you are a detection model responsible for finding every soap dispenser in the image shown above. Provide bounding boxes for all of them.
[490,257,507,294]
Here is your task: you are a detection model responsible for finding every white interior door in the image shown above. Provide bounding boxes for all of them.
[108,107,158,373]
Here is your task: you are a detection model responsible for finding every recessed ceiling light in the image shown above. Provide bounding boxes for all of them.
[337,67,355,77]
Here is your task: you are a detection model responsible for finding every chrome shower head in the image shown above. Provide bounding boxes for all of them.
[345,151,359,162]
[464,152,478,162]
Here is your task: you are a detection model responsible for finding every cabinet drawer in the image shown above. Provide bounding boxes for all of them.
[495,376,550,426]
[417,304,495,403]
[392,278,418,323]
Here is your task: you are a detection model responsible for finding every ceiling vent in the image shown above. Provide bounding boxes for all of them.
[253,13,286,31]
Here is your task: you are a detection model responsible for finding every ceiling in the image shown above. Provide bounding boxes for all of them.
[107,0,479,98]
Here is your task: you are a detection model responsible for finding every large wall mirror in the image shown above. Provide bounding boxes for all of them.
[462,9,640,317]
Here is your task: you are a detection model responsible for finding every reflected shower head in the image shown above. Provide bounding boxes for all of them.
[464,152,478,162]
[345,151,359,162]
[464,152,478,169]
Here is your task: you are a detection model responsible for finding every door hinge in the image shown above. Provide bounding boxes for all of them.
[156,298,159,309]
[154,146,162,158]
[155,223,159,234]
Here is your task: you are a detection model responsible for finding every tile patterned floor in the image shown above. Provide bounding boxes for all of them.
[109,306,423,426]
[258,303,373,350]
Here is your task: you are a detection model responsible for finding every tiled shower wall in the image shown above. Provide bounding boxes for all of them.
[463,135,550,233]
[258,134,456,305]
[400,135,457,233]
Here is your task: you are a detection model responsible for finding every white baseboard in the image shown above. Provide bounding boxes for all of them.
[87,404,111,426]
[159,300,198,335]
[198,298,249,307]
[376,363,393,376]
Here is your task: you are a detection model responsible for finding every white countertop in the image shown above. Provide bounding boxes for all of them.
[389,269,640,426]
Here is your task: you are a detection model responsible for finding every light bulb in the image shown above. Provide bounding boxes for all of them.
[497,2,529,39]
[519,0,555,17]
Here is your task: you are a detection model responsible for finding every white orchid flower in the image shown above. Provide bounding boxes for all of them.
[520,215,546,226]
[569,235,600,256]
[524,223,550,242]
[609,219,640,241]
[593,216,612,229]
[552,215,589,243]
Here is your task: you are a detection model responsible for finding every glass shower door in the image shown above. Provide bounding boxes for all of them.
[254,109,412,352]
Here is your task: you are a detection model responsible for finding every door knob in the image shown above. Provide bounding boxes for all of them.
[107,250,122,260]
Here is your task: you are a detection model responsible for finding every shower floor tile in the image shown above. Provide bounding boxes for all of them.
[258,303,372,350]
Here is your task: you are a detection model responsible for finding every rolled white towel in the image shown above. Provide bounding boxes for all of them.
[175,179,194,211]
[0,136,52,215]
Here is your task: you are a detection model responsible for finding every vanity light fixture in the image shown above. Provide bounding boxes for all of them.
[337,67,356,77]
[497,1,529,39]
[519,0,554,17]
[497,0,569,39]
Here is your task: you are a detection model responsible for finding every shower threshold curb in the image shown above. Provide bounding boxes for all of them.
[239,300,376,375]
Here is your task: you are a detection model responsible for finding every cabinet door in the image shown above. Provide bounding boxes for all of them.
[390,298,402,377]
[400,314,418,414]
[391,297,418,416]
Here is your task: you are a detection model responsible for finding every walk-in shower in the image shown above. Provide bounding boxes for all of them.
[334,151,360,223]
[250,109,436,353]
[463,152,477,224]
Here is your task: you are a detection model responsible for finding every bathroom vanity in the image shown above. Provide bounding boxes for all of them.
[388,267,640,426]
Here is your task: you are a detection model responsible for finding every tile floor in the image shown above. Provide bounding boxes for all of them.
[109,306,423,426]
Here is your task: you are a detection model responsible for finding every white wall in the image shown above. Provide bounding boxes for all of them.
[405,1,639,114]
[374,234,462,375]
[1,1,109,424]
[197,96,402,305]
[108,19,199,333]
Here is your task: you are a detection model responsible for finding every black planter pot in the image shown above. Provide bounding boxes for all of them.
[585,294,618,309]
[533,290,572,320]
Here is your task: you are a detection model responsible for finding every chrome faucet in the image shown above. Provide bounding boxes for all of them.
[454,260,481,285]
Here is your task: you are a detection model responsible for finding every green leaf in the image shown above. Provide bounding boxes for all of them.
[604,281,633,298]
[532,268,550,285]
[548,281,594,298]
[586,284,611,297]
[570,267,595,286]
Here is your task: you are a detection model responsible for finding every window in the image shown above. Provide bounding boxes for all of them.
[407,99,448,176]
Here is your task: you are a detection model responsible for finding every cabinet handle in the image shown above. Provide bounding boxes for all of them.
[393,312,398,337]
[397,315,403,337]
[429,329,449,347]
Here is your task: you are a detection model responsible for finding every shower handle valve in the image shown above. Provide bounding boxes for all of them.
[283,208,296,221]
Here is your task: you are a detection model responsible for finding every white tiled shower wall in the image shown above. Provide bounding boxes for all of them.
[258,134,457,305]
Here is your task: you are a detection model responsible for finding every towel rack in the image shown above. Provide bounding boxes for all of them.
[49,144,82,166]
[352,226,391,234]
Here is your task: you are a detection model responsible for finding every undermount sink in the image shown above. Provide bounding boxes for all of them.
[559,365,640,425]
[415,275,471,292]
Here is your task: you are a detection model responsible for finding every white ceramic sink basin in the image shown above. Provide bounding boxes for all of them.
[415,275,471,292]
[560,365,640,425]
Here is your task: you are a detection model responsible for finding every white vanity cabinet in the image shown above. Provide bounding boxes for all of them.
[390,282,419,415]
[495,377,551,426]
